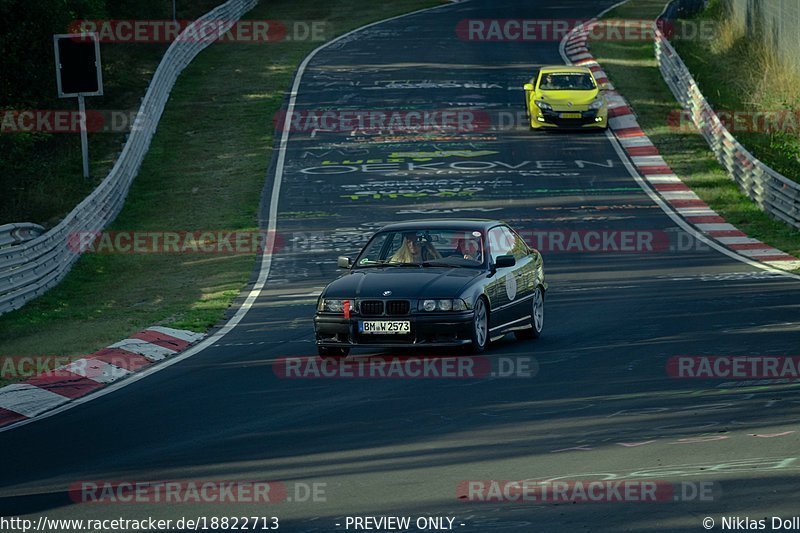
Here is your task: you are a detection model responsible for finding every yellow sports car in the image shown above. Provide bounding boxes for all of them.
[523,66,608,130]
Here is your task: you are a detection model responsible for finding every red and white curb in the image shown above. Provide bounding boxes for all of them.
[0,326,204,428]
[561,23,800,273]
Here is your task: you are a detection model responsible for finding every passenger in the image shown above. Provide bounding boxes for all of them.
[390,232,442,263]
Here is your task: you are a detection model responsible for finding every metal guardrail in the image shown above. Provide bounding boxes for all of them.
[0,224,45,248]
[0,0,257,315]
[655,0,800,230]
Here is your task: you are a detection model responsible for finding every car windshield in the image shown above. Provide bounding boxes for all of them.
[354,229,485,268]
[538,72,596,91]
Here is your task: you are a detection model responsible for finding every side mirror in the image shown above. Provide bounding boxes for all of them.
[337,256,352,269]
[599,83,610,91]
[523,83,534,91]
[494,255,516,269]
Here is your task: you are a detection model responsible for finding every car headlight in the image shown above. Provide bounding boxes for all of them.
[589,98,604,110]
[535,100,552,111]
[318,299,345,312]
[419,299,468,312]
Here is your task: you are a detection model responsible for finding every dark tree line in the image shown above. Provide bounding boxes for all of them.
[0,0,173,107]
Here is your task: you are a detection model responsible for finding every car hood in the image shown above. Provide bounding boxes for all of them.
[323,267,484,299]
[538,89,599,106]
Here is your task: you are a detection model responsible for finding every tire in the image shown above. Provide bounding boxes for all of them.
[469,297,489,354]
[515,286,544,340]
[525,95,535,131]
[317,346,350,358]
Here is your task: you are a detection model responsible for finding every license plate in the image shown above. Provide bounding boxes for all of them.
[560,112,582,119]
[359,320,411,334]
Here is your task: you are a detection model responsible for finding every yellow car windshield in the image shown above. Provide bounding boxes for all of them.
[539,73,595,91]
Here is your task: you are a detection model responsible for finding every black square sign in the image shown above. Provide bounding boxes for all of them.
[54,34,103,97]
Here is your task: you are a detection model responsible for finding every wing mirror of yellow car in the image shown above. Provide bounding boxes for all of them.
[599,83,610,91]
[523,83,534,91]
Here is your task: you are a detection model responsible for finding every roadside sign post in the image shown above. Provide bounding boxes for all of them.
[77,94,89,178]
[53,33,103,179]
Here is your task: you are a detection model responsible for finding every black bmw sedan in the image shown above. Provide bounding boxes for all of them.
[314,220,546,357]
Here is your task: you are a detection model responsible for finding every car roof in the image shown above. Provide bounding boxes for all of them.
[539,65,592,74]
[378,219,505,232]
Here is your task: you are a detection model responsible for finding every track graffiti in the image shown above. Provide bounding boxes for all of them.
[298,158,616,175]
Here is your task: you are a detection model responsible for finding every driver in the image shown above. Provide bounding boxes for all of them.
[457,236,483,262]
[389,232,442,263]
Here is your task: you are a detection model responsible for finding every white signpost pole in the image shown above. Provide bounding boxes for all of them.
[77,94,89,178]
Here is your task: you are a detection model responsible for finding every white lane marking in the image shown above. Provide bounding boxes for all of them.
[146,326,205,343]
[676,207,717,216]
[659,191,701,200]
[766,260,800,270]
[566,46,588,55]
[0,0,461,434]
[609,114,639,130]
[647,175,683,183]
[631,155,668,166]
[277,290,323,298]
[716,236,762,245]
[107,339,176,361]
[605,92,628,106]
[738,248,786,257]
[695,223,737,231]
[0,384,69,418]
[64,359,131,384]
[618,136,654,148]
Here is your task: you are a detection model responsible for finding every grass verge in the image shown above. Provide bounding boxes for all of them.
[589,0,800,266]
[0,1,221,227]
[674,0,800,181]
[0,0,443,386]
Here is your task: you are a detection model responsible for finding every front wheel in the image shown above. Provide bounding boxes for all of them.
[469,297,489,353]
[317,346,350,358]
[515,286,544,340]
